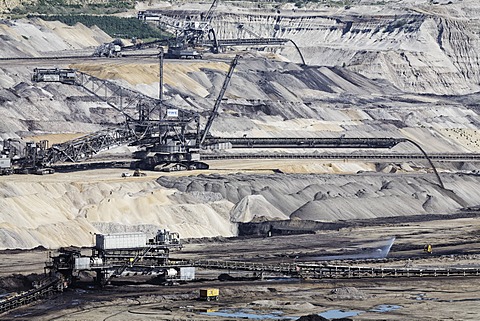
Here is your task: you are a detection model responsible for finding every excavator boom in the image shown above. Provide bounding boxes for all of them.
[199,54,240,147]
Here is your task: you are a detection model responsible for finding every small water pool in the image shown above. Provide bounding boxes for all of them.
[200,304,402,320]
[201,308,296,320]
[319,309,364,318]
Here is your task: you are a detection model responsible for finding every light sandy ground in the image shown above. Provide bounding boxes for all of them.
[0,2,480,318]
[1,157,479,250]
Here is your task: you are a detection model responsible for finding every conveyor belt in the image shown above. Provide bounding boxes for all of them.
[203,38,289,47]
[0,53,158,61]
[201,152,480,161]
[204,137,404,149]
[189,259,480,279]
[1,258,477,315]
[46,151,480,173]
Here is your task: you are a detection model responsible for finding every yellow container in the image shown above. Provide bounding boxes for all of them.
[199,288,219,300]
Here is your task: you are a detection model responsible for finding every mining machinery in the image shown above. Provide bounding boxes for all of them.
[93,39,123,58]
[45,229,190,287]
[0,139,14,175]
[28,54,240,172]
[0,137,55,175]
[0,155,12,175]
[134,53,241,171]
[136,0,305,64]
[31,68,76,84]
[137,0,219,57]
[27,53,446,188]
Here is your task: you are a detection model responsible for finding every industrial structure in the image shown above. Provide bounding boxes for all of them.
[24,55,255,172]
[1,248,479,314]
[0,229,193,313]
[0,0,452,183]
[1,2,404,176]
[138,0,220,55]
[26,63,402,170]
[0,53,443,188]
[92,39,123,58]
[46,229,190,288]
[134,0,305,63]
[1,2,480,318]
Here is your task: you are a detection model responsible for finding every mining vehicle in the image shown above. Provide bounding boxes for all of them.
[0,155,12,175]
[31,68,76,84]
[199,288,220,301]
[165,45,202,59]
[93,39,123,58]
[138,0,220,54]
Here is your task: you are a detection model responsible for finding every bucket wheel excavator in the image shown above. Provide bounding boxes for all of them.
[137,0,220,58]
[136,53,240,171]
[28,53,240,172]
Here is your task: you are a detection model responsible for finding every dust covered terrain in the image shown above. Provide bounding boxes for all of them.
[0,0,480,250]
[0,1,480,319]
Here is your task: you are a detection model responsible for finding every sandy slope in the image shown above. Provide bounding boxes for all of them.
[0,169,238,250]
[1,159,478,250]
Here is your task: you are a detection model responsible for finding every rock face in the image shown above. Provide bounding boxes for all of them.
[0,18,111,57]
[155,0,480,95]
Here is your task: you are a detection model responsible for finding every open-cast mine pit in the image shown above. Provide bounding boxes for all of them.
[1,0,479,320]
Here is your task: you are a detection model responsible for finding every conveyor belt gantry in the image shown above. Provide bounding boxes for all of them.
[204,137,405,149]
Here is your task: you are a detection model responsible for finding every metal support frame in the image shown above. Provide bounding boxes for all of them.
[204,137,403,149]
[75,71,158,122]
[188,259,480,279]
[45,128,135,163]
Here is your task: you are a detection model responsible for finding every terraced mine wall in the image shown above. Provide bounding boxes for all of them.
[155,2,480,94]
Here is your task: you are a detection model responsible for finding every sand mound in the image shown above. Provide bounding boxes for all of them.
[0,171,237,249]
[159,173,478,224]
[0,18,110,58]
[328,287,371,301]
[230,195,289,223]
[1,168,477,250]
